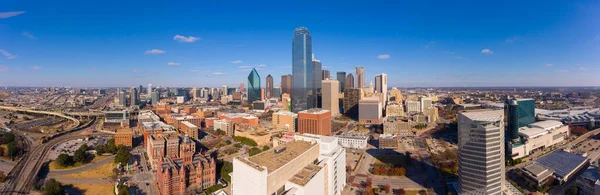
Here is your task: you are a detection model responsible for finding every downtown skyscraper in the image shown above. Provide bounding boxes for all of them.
[375,73,387,102]
[355,67,365,88]
[281,74,292,95]
[266,74,273,99]
[292,27,316,112]
[336,71,346,93]
[247,68,261,103]
[458,109,506,195]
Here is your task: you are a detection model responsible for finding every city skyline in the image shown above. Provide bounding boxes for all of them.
[1,1,600,88]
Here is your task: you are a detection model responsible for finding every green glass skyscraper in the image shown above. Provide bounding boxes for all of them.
[247,68,261,103]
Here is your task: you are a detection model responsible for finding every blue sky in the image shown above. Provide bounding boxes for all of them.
[1,0,599,88]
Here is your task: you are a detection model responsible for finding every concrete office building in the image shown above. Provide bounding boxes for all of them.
[406,100,420,113]
[345,74,354,89]
[458,110,506,195]
[334,132,369,149]
[375,73,387,103]
[359,96,383,124]
[383,116,412,136]
[312,57,322,95]
[336,71,346,93]
[151,91,160,105]
[386,101,405,117]
[343,88,362,119]
[273,111,298,132]
[355,67,365,88]
[322,79,340,116]
[298,109,331,136]
[118,89,127,107]
[419,96,433,112]
[148,84,152,101]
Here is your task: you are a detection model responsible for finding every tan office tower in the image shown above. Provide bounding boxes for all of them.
[322,79,339,116]
[389,87,403,102]
[375,73,387,103]
[458,109,506,195]
[343,88,363,119]
[281,74,292,95]
[355,67,365,88]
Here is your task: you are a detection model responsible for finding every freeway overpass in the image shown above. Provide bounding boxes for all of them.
[0,106,80,127]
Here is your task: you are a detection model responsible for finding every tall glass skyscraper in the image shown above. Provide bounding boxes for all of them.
[292,27,314,112]
[337,71,346,93]
[247,68,261,103]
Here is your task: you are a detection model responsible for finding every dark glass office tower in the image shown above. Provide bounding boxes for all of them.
[505,98,536,143]
[292,27,314,112]
[337,71,346,93]
[247,68,261,103]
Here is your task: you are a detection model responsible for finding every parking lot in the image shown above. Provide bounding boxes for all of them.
[47,136,110,160]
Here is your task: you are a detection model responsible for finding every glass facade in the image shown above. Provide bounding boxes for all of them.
[247,68,261,103]
[506,98,535,143]
[336,71,346,93]
[292,27,314,112]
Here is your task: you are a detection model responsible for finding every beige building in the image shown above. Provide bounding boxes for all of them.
[388,87,403,102]
[425,107,439,123]
[272,111,298,132]
[383,116,412,136]
[322,79,340,116]
[386,101,405,117]
[234,125,273,146]
[406,100,421,113]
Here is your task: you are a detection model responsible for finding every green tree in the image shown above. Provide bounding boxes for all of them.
[219,160,233,182]
[3,132,15,144]
[117,184,130,195]
[107,139,117,154]
[248,147,262,156]
[7,142,18,158]
[74,148,86,163]
[96,144,106,154]
[44,178,64,195]
[114,146,131,165]
[262,145,270,151]
[56,153,73,167]
[233,136,257,146]
[566,186,579,195]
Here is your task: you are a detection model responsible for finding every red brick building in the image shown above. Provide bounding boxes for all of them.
[297,109,332,136]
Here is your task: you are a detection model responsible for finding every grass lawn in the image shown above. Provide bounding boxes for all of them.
[70,183,114,195]
[49,155,111,171]
[57,161,116,179]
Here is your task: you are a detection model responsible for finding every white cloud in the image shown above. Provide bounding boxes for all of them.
[22,32,37,39]
[144,49,165,55]
[257,64,267,67]
[377,54,390,59]
[0,11,25,19]
[546,64,553,67]
[0,66,8,72]
[132,69,139,72]
[556,69,569,73]
[481,49,494,55]
[212,72,226,75]
[580,67,588,71]
[0,50,16,59]
[505,36,517,44]
[173,35,200,43]
[30,66,42,71]
[167,62,180,67]
[231,60,243,64]
[238,66,252,69]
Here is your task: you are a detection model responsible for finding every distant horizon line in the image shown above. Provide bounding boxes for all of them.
[1,85,599,89]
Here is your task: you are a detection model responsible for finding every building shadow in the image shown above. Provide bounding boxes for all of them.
[430,123,458,144]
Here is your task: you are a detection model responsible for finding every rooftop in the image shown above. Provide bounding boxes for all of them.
[115,128,133,135]
[246,141,316,172]
[288,164,322,186]
[519,126,548,139]
[359,96,380,103]
[528,120,563,130]
[459,109,503,122]
[523,163,553,180]
[181,121,197,128]
[298,109,330,115]
[580,166,600,182]
[535,150,588,180]
[274,111,298,117]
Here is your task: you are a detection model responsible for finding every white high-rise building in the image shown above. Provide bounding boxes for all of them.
[147,84,152,101]
[458,109,505,195]
[406,100,421,113]
[375,73,387,103]
[419,96,433,112]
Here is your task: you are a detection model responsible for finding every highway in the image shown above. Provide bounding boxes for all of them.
[0,106,101,195]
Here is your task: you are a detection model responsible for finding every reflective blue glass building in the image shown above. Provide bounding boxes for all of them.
[292,27,315,112]
[247,68,261,103]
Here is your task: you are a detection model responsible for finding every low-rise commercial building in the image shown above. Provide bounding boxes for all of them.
[576,166,600,195]
[298,109,331,136]
[383,116,412,136]
[180,121,199,139]
[115,128,133,147]
[510,120,570,159]
[386,101,405,117]
[334,132,369,149]
[272,111,298,132]
[378,134,398,149]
